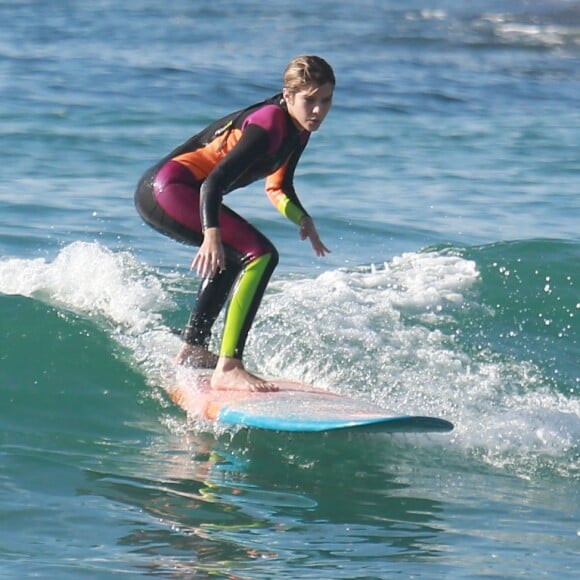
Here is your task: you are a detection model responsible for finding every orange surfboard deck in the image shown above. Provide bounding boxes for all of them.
[168,374,454,434]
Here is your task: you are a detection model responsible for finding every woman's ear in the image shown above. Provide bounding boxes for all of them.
[282,87,293,104]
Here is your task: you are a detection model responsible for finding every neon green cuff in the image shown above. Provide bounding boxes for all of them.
[277,197,307,226]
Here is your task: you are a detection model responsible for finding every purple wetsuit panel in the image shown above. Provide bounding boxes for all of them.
[152,160,273,263]
[242,105,287,155]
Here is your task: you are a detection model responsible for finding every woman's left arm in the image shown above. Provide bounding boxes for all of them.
[266,141,330,256]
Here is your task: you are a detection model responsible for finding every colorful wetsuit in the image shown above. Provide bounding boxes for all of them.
[135,94,311,359]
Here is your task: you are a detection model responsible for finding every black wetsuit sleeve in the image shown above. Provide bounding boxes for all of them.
[265,137,310,224]
[200,124,270,230]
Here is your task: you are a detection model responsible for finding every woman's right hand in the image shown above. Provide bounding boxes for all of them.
[192,227,226,278]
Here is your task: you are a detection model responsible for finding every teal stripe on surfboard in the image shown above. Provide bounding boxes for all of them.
[217,407,454,433]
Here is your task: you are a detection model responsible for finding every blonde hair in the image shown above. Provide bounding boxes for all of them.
[283,55,336,92]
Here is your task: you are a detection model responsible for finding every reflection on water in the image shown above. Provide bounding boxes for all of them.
[81,426,451,577]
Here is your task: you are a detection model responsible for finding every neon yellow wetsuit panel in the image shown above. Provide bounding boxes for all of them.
[219,254,273,358]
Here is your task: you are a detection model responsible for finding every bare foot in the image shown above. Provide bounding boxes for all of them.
[175,344,219,368]
[210,357,279,392]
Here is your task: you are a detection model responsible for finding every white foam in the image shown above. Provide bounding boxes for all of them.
[250,249,577,475]
[0,241,172,332]
[3,242,575,476]
[254,249,481,388]
[0,242,181,381]
[478,13,577,48]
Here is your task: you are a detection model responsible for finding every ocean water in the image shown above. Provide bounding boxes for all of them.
[1,0,579,577]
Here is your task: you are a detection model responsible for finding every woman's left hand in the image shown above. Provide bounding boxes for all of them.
[299,216,331,257]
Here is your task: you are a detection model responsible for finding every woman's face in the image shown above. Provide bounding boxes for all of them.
[283,82,334,132]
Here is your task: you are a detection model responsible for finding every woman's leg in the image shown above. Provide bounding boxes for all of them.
[181,263,242,349]
[136,161,279,386]
[216,215,279,360]
[135,161,226,360]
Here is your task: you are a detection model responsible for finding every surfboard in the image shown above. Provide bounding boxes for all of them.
[169,376,454,434]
